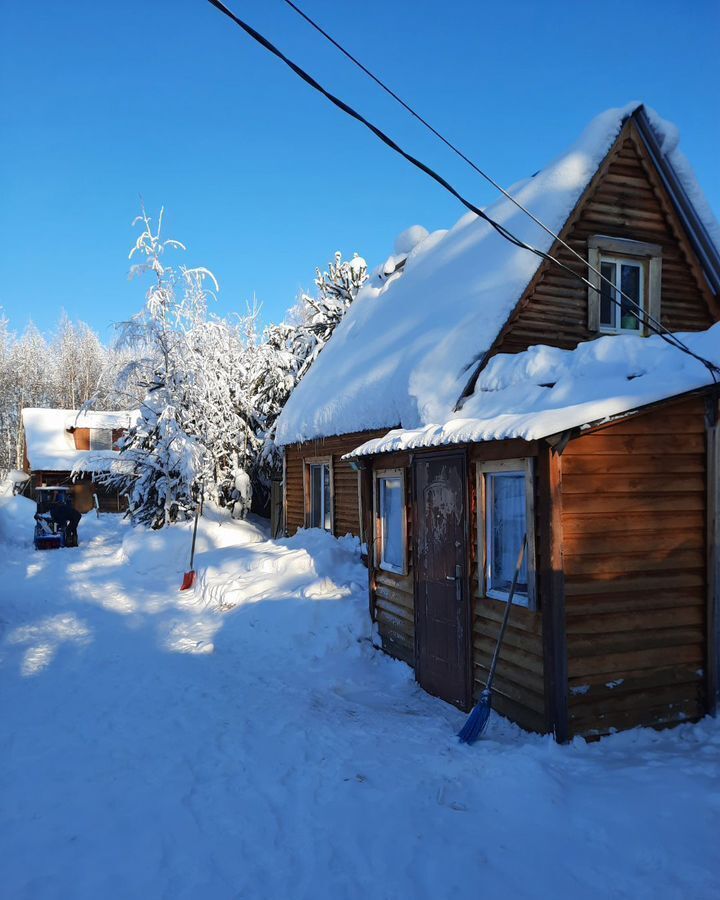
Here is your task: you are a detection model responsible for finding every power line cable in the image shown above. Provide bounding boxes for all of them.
[206,0,719,384]
[279,0,719,383]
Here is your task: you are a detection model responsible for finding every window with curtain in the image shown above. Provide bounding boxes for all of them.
[376,471,405,574]
[478,460,535,608]
[308,462,331,531]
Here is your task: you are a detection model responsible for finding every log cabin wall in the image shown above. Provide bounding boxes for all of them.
[488,120,717,360]
[469,442,547,733]
[73,428,90,450]
[283,430,386,538]
[29,472,126,513]
[561,396,708,737]
[369,452,414,666]
[73,427,125,450]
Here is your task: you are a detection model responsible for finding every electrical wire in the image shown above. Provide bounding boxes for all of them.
[279,0,719,384]
[206,0,719,385]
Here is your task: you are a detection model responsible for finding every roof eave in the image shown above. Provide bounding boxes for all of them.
[632,106,720,296]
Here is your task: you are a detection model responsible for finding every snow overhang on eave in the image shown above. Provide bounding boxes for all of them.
[343,384,716,462]
[632,106,720,297]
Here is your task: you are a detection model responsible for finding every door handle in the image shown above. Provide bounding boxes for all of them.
[446,565,463,602]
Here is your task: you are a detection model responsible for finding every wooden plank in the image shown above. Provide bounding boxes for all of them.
[568,643,703,679]
[472,668,546,716]
[568,663,704,693]
[563,453,705,476]
[565,590,704,616]
[564,434,706,455]
[538,444,569,742]
[376,608,414,641]
[562,492,705,515]
[563,548,704,577]
[562,510,704,537]
[565,570,705,596]
[569,682,703,717]
[473,636,545,677]
[472,619,544,656]
[562,474,704,494]
[568,626,705,658]
[706,397,719,715]
[375,570,413,594]
[483,690,548,734]
[562,528,704,556]
[375,594,414,626]
[566,606,704,634]
[380,632,414,667]
[374,580,413,611]
[472,654,545,694]
[469,440,539,463]
[472,599,543,635]
[571,698,704,736]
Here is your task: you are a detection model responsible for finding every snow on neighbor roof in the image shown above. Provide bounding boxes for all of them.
[22,408,132,473]
[345,324,720,458]
[275,103,720,447]
[66,409,133,431]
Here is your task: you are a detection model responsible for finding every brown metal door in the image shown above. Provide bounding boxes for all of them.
[413,453,471,709]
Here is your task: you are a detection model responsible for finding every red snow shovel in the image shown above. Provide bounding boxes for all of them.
[180,487,203,591]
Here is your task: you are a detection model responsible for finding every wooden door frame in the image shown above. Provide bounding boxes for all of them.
[411,449,473,711]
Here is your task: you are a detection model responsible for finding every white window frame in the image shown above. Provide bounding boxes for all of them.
[476,458,537,610]
[587,235,662,336]
[373,468,407,575]
[356,470,366,546]
[304,456,333,532]
[597,256,645,334]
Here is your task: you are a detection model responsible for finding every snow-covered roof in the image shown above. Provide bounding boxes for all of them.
[22,408,132,473]
[345,325,720,457]
[275,103,720,447]
[66,409,133,431]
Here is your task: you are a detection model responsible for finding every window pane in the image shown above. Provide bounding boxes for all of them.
[380,477,404,570]
[620,264,641,331]
[600,261,616,327]
[310,465,322,528]
[488,473,527,596]
[323,464,331,531]
[90,428,112,451]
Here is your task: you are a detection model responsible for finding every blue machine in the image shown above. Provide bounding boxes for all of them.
[33,486,77,550]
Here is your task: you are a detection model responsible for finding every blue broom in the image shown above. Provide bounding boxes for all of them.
[458,534,527,744]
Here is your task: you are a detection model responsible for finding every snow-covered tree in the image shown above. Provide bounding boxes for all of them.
[49,314,107,409]
[91,207,261,527]
[89,208,213,527]
[251,251,368,490]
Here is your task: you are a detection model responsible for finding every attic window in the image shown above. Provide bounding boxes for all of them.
[587,236,662,336]
[89,428,113,451]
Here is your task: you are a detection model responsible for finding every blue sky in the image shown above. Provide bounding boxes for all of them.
[1,0,718,342]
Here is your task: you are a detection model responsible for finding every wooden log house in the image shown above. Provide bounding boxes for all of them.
[21,408,131,512]
[275,104,720,739]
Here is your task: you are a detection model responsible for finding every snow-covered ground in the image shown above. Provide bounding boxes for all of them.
[1,503,719,899]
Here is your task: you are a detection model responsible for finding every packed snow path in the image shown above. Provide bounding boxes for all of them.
[1,510,719,899]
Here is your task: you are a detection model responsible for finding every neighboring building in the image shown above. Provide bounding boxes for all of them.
[275,103,720,739]
[21,408,133,512]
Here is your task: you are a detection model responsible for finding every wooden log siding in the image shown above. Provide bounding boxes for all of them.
[488,120,717,362]
[283,430,387,538]
[561,396,708,737]
[469,445,547,733]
